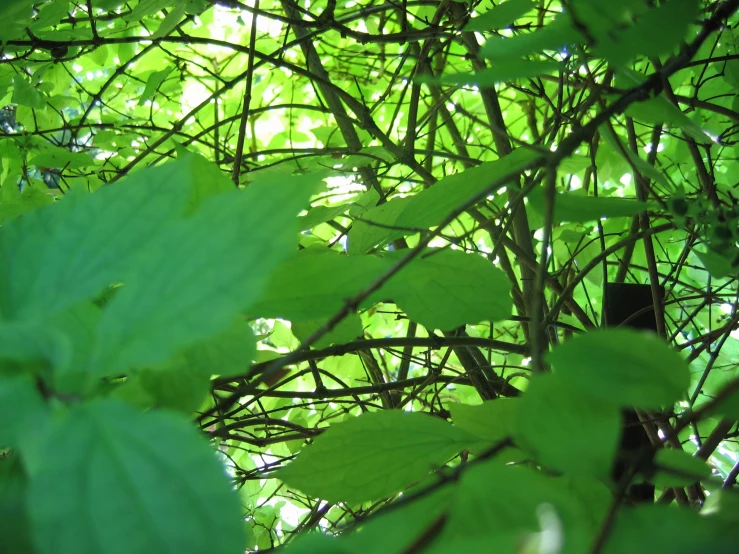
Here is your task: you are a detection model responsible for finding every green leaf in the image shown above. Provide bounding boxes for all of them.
[250,251,386,321]
[138,68,174,106]
[615,69,712,144]
[559,155,591,174]
[281,533,351,554]
[449,399,523,459]
[91,172,319,375]
[0,182,54,224]
[377,249,513,329]
[299,203,353,230]
[139,363,210,413]
[47,302,101,394]
[418,62,561,87]
[653,449,712,487]
[527,187,647,223]
[450,399,518,443]
[256,248,511,330]
[348,196,412,254]
[600,126,671,189]
[517,374,620,478]
[12,75,45,109]
[436,462,600,553]
[30,144,95,169]
[124,0,178,21]
[350,148,540,253]
[0,321,70,372]
[275,410,477,503]
[0,373,50,449]
[624,98,712,145]
[340,484,453,554]
[395,148,539,227]
[546,329,690,408]
[603,505,737,554]
[26,400,244,554]
[479,16,582,59]
[150,1,188,39]
[592,0,700,67]
[310,126,347,148]
[183,317,256,378]
[0,0,35,41]
[30,0,70,31]
[0,457,34,554]
[0,156,212,320]
[702,489,739,523]
[463,0,535,32]
[292,315,363,348]
[695,248,734,279]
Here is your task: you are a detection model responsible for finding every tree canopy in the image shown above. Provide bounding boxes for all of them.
[1,0,739,553]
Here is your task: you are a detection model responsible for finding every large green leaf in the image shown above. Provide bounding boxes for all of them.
[90,172,319,375]
[450,399,523,459]
[339,484,453,554]
[591,0,700,67]
[249,251,386,321]
[0,373,49,449]
[429,62,562,85]
[183,317,256,378]
[0,180,54,224]
[376,249,513,329]
[546,329,690,408]
[479,16,582,59]
[30,144,95,170]
[603,505,737,554]
[138,362,211,414]
[527,186,647,223]
[275,410,477,503]
[0,321,70,372]
[26,400,244,554]
[449,399,518,443]
[349,148,539,254]
[280,533,351,554]
[0,457,34,554]
[616,69,712,144]
[432,462,603,553]
[516,374,620,478]
[463,0,535,32]
[292,315,363,348]
[0,155,225,321]
[47,302,101,394]
[255,248,512,330]
[0,0,35,41]
[652,449,712,488]
[348,197,412,254]
[624,98,712,145]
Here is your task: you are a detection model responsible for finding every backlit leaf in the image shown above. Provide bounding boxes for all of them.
[463,0,535,32]
[276,410,477,503]
[349,148,540,253]
[377,249,513,328]
[547,329,690,408]
[653,449,712,487]
[591,0,700,67]
[479,16,582,59]
[527,187,647,223]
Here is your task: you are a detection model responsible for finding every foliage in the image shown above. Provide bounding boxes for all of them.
[1,0,739,553]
